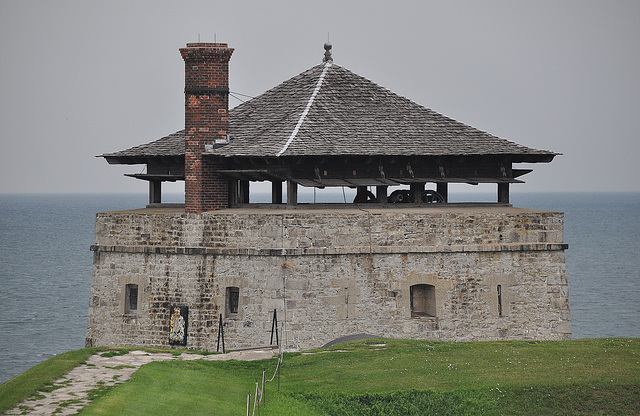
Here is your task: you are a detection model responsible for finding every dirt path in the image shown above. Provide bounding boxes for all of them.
[5,348,277,415]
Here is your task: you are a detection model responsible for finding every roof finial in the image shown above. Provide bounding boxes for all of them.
[323,42,333,63]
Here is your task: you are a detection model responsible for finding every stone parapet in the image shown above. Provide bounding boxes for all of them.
[94,207,565,250]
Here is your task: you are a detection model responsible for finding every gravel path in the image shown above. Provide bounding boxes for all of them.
[5,348,277,415]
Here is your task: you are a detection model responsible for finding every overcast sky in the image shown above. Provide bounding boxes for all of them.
[1,0,638,194]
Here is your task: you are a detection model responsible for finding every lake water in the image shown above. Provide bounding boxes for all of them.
[0,192,638,383]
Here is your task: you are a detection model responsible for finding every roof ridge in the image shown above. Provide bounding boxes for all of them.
[276,61,333,157]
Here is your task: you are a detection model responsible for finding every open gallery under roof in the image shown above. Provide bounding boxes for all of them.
[100,43,558,209]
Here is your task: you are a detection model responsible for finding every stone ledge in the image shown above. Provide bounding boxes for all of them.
[90,243,568,256]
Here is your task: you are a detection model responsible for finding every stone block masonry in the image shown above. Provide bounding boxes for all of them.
[86,206,571,351]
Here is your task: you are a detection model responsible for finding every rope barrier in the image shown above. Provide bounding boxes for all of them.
[246,347,283,415]
[244,321,284,415]
[266,354,282,383]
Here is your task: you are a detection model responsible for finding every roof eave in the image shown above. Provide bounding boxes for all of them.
[101,155,185,165]
[207,152,559,162]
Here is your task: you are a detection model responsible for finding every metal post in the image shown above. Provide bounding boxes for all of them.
[217,314,221,352]
[217,314,226,353]
[270,309,279,346]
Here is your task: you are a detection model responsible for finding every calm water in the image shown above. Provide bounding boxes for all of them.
[0,192,638,383]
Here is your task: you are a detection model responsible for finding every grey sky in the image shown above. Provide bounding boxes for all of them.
[1,0,638,194]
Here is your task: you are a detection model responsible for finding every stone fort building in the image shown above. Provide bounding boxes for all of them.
[86,42,571,351]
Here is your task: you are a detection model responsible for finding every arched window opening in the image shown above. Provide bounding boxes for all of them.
[410,284,436,318]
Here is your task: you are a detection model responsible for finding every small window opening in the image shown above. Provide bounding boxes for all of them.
[497,285,503,317]
[125,284,138,315]
[410,284,436,317]
[226,287,239,316]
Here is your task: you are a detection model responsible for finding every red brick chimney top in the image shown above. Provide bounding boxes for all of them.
[181,42,233,213]
[185,42,229,48]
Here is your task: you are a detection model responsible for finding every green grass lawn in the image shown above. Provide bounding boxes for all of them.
[0,348,97,414]
[3,338,638,415]
[76,338,639,415]
[0,346,213,414]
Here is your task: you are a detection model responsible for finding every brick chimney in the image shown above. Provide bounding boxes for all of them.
[180,43,234,213]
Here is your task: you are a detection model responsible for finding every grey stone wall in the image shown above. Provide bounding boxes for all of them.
[86,207,570,351]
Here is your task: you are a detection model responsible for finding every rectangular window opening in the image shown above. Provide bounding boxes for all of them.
[226,287,239,316]
[497,285,503,317]
[125,284,138,315]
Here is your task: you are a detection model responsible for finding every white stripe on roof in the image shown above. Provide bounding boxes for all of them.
[276,62,333,157]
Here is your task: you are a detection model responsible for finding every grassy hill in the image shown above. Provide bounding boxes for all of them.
[2,338,639,415]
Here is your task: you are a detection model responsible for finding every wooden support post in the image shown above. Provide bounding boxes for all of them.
[436,182,448,203]
[376,185,388,203]
[498,183,510,204]
[410,182,425,203]
[287,180,298,206]
[228,180,239,207]
[272,181,283,204]
[149,180,162,205]
[239,180,250,204]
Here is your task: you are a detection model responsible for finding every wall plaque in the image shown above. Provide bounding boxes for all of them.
[168,305,188,346]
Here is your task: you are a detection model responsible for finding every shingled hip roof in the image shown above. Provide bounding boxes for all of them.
[101,62,557,163]
[100,130,184,164]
